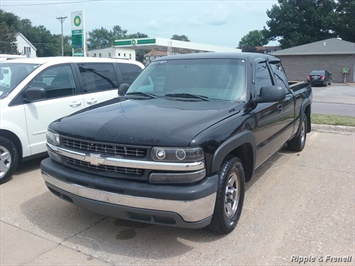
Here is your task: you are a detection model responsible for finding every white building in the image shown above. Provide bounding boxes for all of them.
[15,33,37,58]
[86,47,136,60]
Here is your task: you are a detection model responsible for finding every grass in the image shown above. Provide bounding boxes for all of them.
[311,114,355,127]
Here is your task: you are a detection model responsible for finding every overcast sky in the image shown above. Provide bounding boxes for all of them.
[1,0,279,48]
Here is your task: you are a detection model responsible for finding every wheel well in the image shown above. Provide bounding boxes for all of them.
[0,130,22,161]
[223,143,254,183]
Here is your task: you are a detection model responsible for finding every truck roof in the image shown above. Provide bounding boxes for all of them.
[156,52,279,62]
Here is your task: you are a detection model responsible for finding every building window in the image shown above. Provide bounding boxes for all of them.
[109,53,111,58]
[24,47,31,57]
[118,53,121,56]
[129,54,132,59]
[99,53,101,58]
[124,53,126,57]
[94,53,96,57]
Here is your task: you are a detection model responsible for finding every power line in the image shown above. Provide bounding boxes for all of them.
[1,0,104,7]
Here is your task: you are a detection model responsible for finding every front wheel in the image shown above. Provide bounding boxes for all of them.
[208,157,245,234]
[288,115,307,152]
[0,137,19,184]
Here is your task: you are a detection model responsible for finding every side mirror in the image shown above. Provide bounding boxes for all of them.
[23,87,46,103]
[118,83,130,96]
[256,86,286,103]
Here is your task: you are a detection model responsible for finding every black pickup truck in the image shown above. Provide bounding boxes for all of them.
[41,52,312,234]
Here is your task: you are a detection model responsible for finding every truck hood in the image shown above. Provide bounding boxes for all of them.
[51,98,244,146]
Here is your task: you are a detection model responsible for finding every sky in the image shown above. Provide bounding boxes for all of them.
[1,0,279,48]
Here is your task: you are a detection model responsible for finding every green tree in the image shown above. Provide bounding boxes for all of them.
[87,27,112,50]
[264,0,337,48]
[238,30,268,50]
[0,10,19,54]
[171,34,190,42]
[334,0,355,42]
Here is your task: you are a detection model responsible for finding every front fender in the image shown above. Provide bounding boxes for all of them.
[211,130,256,173]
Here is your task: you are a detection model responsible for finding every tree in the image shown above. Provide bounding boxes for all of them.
[334,0,355,42]
[0,22,18,54]
[171,34,190,42]
[0,10,19,54]
[238,30,268,50]
[264,0,337,48]
[87,27,112,50]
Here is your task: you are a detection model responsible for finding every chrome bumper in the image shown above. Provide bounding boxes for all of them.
[42,171,216,223]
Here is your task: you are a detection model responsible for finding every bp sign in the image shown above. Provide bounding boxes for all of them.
[71,11,85,56]
[73,16,81,27]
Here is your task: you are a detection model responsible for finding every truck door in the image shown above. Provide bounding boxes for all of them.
[269,61,295,143]
[253,61,291,168]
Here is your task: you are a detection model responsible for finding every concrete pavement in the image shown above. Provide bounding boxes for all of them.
[1,129,354,265]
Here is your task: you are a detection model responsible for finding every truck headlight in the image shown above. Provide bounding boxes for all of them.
[46,130,60,146]
[151,147,204,162]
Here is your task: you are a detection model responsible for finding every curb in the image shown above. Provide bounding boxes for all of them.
[312,124,355,134]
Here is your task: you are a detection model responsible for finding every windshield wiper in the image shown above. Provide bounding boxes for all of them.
[165,93,209,101]
[125,91,157,98]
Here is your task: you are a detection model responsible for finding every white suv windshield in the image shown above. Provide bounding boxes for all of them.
[128,58,246,101]
[0,63,40,99]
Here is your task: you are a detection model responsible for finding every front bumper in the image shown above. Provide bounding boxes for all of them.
[41,158,218,228]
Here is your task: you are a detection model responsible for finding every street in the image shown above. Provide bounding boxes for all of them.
[312,84,355,117]
[1,130,354,265]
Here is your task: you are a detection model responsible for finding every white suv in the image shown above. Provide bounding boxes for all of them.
[0,57,144,183]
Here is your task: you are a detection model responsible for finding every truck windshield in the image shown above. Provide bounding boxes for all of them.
[0,63,40,99]
[128,58,246,101]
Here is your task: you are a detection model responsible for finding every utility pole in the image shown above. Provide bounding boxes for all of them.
[56,16,67,56]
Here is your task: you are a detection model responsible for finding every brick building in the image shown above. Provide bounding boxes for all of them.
[271,38,355,83]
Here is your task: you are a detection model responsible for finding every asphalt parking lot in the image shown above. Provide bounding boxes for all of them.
[1,129,354,265]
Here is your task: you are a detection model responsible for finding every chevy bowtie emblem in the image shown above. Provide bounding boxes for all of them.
[84,153,105,166]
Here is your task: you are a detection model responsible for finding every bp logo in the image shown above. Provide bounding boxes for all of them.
[74,16,81,27]
[131,39,137,45]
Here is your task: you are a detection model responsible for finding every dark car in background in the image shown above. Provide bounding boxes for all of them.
[307,70,332,86]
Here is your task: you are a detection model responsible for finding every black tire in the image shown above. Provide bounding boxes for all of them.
[0,137,19,184]
[208,157,245,234]
[288,115,307,152]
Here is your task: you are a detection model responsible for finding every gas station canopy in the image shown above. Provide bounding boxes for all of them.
[114,37,240,54]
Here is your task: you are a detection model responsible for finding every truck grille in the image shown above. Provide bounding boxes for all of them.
[62,137,146,157]
[66,157,144,176]
[60,137,149,180]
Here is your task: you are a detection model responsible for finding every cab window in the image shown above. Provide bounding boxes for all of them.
[270,62,288,90]
[255,62,273,96]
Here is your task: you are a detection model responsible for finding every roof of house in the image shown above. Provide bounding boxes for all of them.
[271,38,355,56]
[15,32,37,51]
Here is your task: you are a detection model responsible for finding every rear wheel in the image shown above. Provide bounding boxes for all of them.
[208,157,245,234]
[288,115,307,152]
[0,137,19,184]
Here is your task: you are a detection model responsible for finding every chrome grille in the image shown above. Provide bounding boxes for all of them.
[62,137,146,157]
[66,157,144,176]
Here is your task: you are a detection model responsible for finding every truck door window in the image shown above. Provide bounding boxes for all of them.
[78,63,119,93]
[270,62,288,90]
[255,62,273,95]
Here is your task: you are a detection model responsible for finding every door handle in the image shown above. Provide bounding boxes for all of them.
[86,99,97,105]
[277,104,283,113]
[70,101,82,107]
